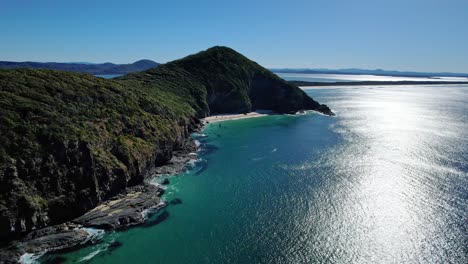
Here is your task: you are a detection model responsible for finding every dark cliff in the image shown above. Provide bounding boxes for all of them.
[0,46,333,244]
[0,69,199,243]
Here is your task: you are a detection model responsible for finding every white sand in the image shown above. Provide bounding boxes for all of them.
[202,110,274,123]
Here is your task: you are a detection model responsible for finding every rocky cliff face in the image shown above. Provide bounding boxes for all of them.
[0,69,201,244]
[0,46,333,244]
[0,124,198,244]
[0,121,202,238]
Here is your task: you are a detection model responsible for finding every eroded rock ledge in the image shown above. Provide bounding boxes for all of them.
[0,184,165,263]
[72,184,166,230]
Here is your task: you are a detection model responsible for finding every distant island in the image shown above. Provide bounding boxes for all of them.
[5,60,468,80]
[0,46,333,261]
[271,68,468,79]
[0,59,159,75]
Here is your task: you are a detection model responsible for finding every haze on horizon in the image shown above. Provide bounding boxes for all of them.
[1,0,467,73]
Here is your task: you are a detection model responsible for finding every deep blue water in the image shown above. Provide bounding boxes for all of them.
[94,73,453,82]
[274,73,453,83]
[42,84,468,264]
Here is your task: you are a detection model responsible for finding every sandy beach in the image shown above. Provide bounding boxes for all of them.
[202,110,274,123]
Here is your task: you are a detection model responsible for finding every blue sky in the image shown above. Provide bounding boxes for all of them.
[1,0,467,72]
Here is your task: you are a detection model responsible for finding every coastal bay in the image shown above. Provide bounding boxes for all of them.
[0,47,333,262]
[42,84,468,263]
[2,1,467,263]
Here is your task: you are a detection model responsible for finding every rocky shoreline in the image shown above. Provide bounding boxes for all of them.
[0,135,199,264]
[0,46,336,263]
[0,110,333,263]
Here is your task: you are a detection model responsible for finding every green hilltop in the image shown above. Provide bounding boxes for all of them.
[121,46,333,115]
[0,46,333,242]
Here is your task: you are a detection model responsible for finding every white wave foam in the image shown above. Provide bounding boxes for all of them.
[78,248,106,262]
[194,140,201,147]
[149,179,160,186]
[187,157,203,167]
[19,252,44,264]
[81,227,105,244]
[19,228,104,264]
[141,201,166,219]
[141,208,151,219]
[252,156,265,161]
[166,186,180,193]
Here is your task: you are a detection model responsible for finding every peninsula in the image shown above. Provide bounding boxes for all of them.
[0,46,333,261]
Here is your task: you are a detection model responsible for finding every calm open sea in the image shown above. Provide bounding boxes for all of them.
[276,72,468,83]
[41,78,468,263]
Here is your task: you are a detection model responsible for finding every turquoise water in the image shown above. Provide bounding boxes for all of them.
[42,85,467,263]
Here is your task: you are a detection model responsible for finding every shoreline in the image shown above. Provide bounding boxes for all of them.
[0,134,201,263]
[201,110,275,123]
[2,110,318,262]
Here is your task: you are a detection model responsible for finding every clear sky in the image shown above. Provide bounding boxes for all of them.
[1,0,467,72]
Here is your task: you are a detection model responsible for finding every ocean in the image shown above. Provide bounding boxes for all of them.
[40,77,468,263]
[275,73,468,83]
[96,72,468,83]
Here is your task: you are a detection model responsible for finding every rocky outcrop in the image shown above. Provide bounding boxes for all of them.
[0,184,167,263]
[0,223,89,263]
[249,76,334,115]
[0,119,200,245]
[72,184,166,230]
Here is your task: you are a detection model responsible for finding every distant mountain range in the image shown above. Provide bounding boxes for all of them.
[2,59,467,79]
[0,59,159,75]
[270,68,468,78]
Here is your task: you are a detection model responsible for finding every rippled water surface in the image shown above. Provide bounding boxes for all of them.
[275,72,468,83]
[44,85,468,263]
